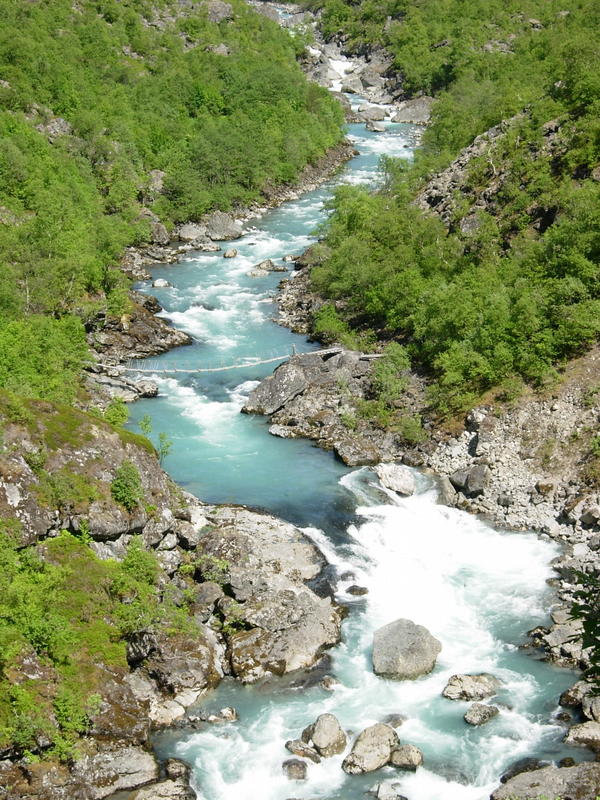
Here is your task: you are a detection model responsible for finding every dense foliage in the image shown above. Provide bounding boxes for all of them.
[0,529,164,759]
[307,0,600,414]
[0,0,343,399]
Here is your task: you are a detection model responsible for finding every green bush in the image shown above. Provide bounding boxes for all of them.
[110,461,143,512]
[0,530,177,758]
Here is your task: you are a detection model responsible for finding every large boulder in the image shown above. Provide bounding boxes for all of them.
[242,362,309,415]
[360,105,386,121]
[204,210,242,240]
[342,723,400,774]
[144,630,222,708]
[372,619,442,680]
[442,673,501,701]
[177,222,207,242]
[491,762,600,800]
[302,713,346,757]
[335,436,381,466]
[374,463,415,496]
[449,465,490,497]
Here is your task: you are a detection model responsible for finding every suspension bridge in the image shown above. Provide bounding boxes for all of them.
[97,346,364,376]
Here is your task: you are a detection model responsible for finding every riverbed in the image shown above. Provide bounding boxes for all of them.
[127,102,582,800]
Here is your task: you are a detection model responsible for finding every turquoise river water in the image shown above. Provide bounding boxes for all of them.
[128,116,585,799]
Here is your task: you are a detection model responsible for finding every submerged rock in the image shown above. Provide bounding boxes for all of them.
[342,723,399,774]
[368,779,408,800]
[372,619,442,679]
[282,758,308,780]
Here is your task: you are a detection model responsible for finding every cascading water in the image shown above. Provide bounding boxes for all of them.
[128,106,583,800]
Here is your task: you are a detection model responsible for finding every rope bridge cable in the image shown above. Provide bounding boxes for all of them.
[96,347,347,376]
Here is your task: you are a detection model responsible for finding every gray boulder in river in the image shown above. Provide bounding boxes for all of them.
[302,713,347,757]
[372,619,442,679]
[342,723,399,774]
[464,702,499,726]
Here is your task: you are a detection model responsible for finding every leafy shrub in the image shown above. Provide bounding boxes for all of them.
[110,461,143,512]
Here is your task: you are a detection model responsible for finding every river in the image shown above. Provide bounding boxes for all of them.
[127,100,582,799]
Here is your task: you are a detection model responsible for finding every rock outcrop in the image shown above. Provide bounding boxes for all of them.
[196,506,342,682]
[491,762,600,800]
[243,349,406,466]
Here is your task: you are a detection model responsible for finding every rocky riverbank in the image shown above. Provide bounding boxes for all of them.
[0,398,342,799]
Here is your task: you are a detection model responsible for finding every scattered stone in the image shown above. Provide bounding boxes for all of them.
[342,723,399,774]
[372,619,442,680]
[152,278,171,288]
[389,744,423,770]
[442,673,502,701]
[347,585,368,596]
[366,120,386,132]
[464,703,499,726]
[285,739,321,763]
[374,463,415,496]
[282,759,307,781]
[223,248,237,258]
[381,713,405,728]
[319,675,339,691]
[304,713,347,757]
